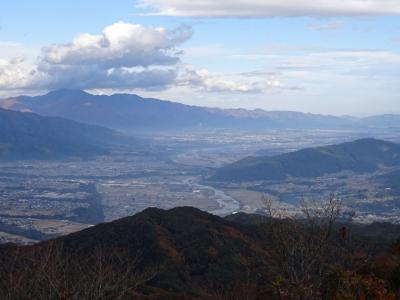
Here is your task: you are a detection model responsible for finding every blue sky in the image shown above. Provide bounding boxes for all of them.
[1,0,400,116]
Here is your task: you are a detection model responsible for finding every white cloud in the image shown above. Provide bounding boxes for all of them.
[0,22,192,93]
[139,0,400,17]
[40,22,192,69]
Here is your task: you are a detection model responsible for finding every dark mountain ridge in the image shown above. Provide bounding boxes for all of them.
[2,89,398,132]
[212,138,400,182]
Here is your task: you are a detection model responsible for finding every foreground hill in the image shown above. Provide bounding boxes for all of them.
[212,138,400,182]
[0,108,123,160]
[0,207,272,299]
[1,206,399,299]
[0,89,390,132]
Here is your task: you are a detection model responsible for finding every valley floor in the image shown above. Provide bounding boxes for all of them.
[1,129,400,244]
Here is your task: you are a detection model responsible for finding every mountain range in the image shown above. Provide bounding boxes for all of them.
[211,138,400,182]
[2,89,400,132]
[0,108,123,160]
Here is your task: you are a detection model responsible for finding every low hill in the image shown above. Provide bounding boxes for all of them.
[212,138,400,182]
[0,108,122,160]
[1,207,399,299]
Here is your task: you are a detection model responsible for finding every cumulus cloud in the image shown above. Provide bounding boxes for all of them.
[39,22,192,69]
[139,0,400,17]
[0,22,192,92]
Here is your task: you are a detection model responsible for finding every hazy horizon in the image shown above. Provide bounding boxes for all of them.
[2,88,397,118]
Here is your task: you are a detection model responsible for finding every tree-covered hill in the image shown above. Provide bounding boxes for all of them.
[1,206,400,299]
[212,138,400,182]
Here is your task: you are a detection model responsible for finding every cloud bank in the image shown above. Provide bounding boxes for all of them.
[139,0,400,17]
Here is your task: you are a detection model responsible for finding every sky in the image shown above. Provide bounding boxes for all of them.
[1,0,400,116]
